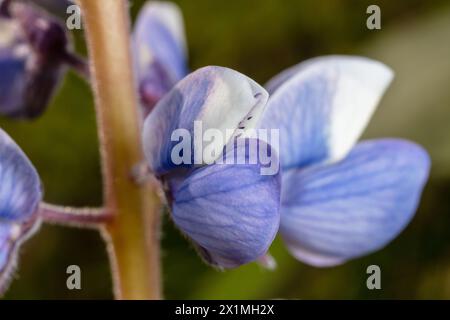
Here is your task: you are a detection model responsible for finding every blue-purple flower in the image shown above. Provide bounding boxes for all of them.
[0,1,70,118]
[138,2,430,269]
[133,1,189,116]
[0,127,42,293]
[143,66,281,268]
[260,55,430,266]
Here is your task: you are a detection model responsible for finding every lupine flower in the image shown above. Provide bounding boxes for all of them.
[0,1,69,118]
[137,2,431,269]
[260,55,431,266]
[0,127,42,293]
[133,1,188,116]
[143,66,281,268]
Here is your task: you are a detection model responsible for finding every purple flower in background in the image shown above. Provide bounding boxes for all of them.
[0,128,42,293]
[133,1,189,116]
[260,56,430,266]
[0,1,70,118]
[143,66,281,268]
[25,0,73,16]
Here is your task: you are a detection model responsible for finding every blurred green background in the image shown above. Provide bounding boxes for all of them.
[3,0,450,299]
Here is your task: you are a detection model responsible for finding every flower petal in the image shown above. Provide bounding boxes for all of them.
[260,55,394,170]
[143,66,269,175]
[0,128,42,221]
[171,138,280,268]
[133,1,188,112]
[0,223,22,294]
[0,219,41,295]
[280,139,430,267]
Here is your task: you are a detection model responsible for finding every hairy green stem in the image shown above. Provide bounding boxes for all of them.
[76,0,162,299]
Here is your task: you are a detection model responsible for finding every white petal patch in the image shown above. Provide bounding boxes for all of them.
[143,66,269,174]
[261,55,394,169]
[326,57,394,162]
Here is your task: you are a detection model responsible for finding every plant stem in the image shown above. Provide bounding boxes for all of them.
[38,203,111,228]
[61,51,91,80]
[76,0,162,299]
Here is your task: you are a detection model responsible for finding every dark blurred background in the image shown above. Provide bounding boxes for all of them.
[3,0,450,299]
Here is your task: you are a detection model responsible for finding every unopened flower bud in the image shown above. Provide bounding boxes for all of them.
[0,2,69,118]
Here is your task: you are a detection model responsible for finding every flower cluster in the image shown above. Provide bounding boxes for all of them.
[0,0,431,296]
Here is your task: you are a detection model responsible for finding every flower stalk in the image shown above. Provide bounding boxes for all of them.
[61,51,91,80]
[76,0,162,299]
[38,203,111,227]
